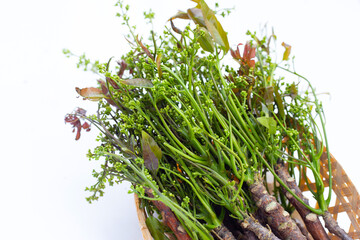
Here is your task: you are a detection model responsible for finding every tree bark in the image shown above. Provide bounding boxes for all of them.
[241,216,280,240]
[293,218,313,240]
[249,174,306,240]
[323,211,353,240]
[275,164,330,240]
[213,224,237,240]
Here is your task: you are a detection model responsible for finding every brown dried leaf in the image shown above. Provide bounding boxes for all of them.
[75,87,105,101]
[137,36,154,61]
[120,78,153,88]
[168,10,190,21]
[156,53,162,78]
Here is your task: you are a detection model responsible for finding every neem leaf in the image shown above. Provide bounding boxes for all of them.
[195,27,214,53]
[75,87,105,101]
[142,131,162,172]
[187,8,206,28]
[120,78,153,88]
[198,0,229,53]
[281,42,291,61]
[145,216,168,240]
[257,117,277,134]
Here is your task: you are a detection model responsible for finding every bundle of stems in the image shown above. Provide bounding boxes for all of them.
[65,1,352,239]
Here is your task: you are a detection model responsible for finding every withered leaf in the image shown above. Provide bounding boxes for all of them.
[120,78,153,88]
[136,36,154,61]
[168,10,190,21]
[156,53,162,78]
[281,42,291,61]
[75,87,105,101]
[170,19,182,34]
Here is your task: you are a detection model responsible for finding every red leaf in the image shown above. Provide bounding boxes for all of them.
[136,36,154,61]
[98,80,109,95]
[65,114,82,140]
[97,80,120,108]
[65,110,91,140]
[82,122,91,130]
[75,108,87,116]
[243,42,256,67]
[231,43,243,59]
[117,60,127,78]
[231,42,256,67]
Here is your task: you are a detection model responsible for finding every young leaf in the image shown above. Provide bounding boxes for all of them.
[120,78,153,88]
[142,131,162,172]
[281,42,291,61]
[197,0,229,53]
[75,87,105,101]
[187,8,206,28]
[194,27,214,53]
[257,117,277,134]
[231,42,256,67]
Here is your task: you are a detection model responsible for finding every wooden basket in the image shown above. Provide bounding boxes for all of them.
[298,152,360,239]
[135,153,360,239]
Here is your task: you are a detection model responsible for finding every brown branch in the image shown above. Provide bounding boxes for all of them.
[145,188,192,240]
[240,216,280,240]
[323,211,353,240]
[249,174,307,240]
[293,218,313,240]
[275,163,330,240]
[212,224,236,240]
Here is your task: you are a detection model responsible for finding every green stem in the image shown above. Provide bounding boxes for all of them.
[278,65,332,206]
[105,152,213,239]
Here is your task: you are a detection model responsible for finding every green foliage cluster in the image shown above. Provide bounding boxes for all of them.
[65,1,333,239]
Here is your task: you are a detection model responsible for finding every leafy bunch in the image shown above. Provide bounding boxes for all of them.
[65,0,334,239]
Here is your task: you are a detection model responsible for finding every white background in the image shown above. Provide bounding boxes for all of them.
[0,0,359,239]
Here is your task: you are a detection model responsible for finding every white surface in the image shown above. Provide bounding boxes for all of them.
[0,0,359,239]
